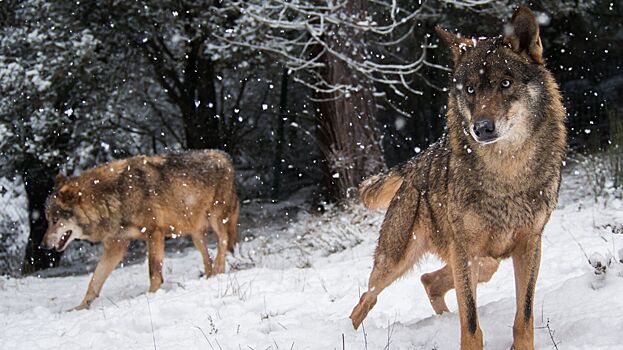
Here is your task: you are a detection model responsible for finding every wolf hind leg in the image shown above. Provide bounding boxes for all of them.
[421,257,500,315]
[350,233,429,329]
[191,231,213,277]
[70,239,129,311]
[209,216,230,274]
[351,178,425,329]
[147,230,165,293]
[421,264,453,315]
[225,200,239,253]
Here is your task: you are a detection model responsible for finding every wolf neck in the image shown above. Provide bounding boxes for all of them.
[471,138,537,179]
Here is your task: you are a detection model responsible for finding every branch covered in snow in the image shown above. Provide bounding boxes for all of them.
[218,0,461,102]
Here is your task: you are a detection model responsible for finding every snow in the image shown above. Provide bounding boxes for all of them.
[0,178,28,276]
[1,174,623,349]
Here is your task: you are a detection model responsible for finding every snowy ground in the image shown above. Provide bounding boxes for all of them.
[1,172,623,349]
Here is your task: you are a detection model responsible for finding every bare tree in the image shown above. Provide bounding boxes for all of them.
[311,0,385,199]
[221,0,496,199]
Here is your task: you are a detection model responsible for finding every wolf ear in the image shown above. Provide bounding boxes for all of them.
[54,174,67,188]
[57,185,80,204]
[435,26,474,63]
[503,5,543,64]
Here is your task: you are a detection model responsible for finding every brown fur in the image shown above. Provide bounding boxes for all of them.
[43,149,239,310]
[350,6,566,350]
[358,162,407,209]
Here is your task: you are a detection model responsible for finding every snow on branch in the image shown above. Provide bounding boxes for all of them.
[221,0,460,101]
[441,0,497,7]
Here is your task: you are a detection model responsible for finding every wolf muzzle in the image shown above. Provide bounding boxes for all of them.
[472,119,497,142]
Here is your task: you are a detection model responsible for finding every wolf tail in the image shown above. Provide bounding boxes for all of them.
[359,162,409,210]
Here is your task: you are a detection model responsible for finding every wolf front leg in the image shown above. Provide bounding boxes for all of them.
[450,242,483,350]
[147,230,165,292]
[69,239,129,311]
[511,232,542,350]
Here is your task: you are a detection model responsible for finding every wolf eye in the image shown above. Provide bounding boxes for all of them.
[501,79,512,88]
[466,86,475,95]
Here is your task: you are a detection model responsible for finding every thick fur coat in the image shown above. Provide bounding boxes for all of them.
[350,6,566,350]
[44,150,239,310]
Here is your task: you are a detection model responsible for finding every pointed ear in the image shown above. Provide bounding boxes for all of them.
[503,5,543,64]
[57,184,80,204]
[54,174,67,189]
[435,26,474,63]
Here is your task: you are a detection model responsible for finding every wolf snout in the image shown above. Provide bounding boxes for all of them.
[472,119,497,142]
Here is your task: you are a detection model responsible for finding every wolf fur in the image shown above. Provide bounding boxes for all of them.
[350,6,566,350]
[43,150,239,310]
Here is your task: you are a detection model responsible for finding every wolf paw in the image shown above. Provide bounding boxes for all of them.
[66,303,90,312]
[350,292,377,330]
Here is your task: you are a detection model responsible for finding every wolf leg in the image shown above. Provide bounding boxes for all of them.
[477,257,500,283]
[421,264,453,314]
[421,257,500,315]
[70,239,129,311]
[351,178,425,330]
[147,230,165,293]
[209,216,229,274]
[511,233,541,350]
[191,232,213,277]
[225,201,239,253]
[450,244,483,350]
[350,235,428,329]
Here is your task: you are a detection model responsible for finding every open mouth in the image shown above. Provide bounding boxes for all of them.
[56,230,73,251]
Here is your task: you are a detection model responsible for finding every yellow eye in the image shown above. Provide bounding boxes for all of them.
[501,79,512,88]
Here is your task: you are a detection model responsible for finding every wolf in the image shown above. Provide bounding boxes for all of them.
[350,6,566,350]
[42,149,239,311]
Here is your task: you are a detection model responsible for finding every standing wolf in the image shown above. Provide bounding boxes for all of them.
[350,6,566,349]
[42,150,239,310]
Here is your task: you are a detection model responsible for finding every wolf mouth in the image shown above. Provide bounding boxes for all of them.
[473,136,500,145]
[56,230,73,251]
[467,127,500,145]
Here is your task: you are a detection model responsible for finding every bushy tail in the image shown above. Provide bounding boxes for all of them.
[359,163,408,210]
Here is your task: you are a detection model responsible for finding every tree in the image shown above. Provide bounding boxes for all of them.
[73,0,271,152]
[1,0,295,273]
[0,0,117,273]
[311,0,385,199]
[221,0,481,200]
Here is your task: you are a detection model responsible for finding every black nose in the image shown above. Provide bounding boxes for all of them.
[472,119,496,139]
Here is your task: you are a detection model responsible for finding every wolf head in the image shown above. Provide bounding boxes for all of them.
[42,174,87,252]
[437,6,550,147]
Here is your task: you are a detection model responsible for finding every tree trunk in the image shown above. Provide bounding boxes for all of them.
[181,39,222,150]
[272,69,289,199]
[314,0,384,201]
[21,159,61,275]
